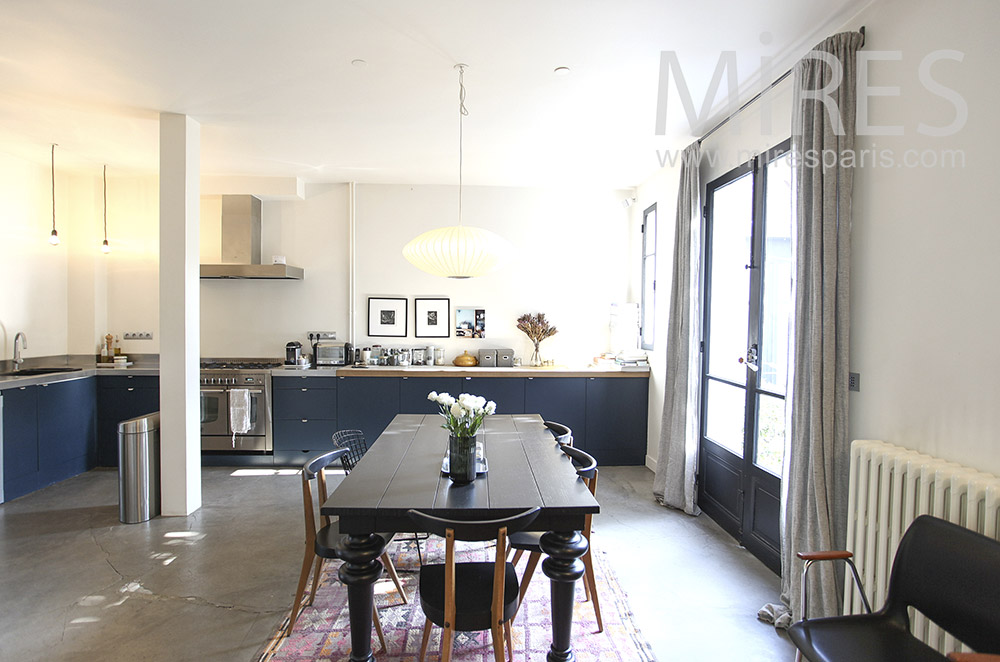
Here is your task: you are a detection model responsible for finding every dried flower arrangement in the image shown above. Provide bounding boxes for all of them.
[516,312,558,366]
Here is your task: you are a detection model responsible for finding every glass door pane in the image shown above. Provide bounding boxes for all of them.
[706,172,753,384]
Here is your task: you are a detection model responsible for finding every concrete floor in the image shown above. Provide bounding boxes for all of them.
[0,465,794,661]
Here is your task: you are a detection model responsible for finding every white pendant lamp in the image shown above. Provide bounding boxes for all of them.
[48,144,60,246]
[403,64,510,279]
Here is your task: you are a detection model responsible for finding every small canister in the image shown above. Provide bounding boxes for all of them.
[425,346,436,366]
[412,348,426,366]
[362,347,372,365]
[434,347,445,365]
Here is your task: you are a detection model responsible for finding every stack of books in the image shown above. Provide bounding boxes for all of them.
[615,352,649,371]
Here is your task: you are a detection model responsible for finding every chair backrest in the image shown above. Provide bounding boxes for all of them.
[332,429,368,473]
[301,448,349,544]
[544,420,573,446]
[408,507,541,542]
[884,515,1000,653]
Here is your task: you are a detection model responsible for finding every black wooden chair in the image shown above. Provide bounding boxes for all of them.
[543,420,573,446]
[788,515,1000,662]
[407,507,541,662]
[288,448,405,645]
[506,444,602,631]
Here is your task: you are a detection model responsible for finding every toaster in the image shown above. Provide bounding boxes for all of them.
[314,341,353,366]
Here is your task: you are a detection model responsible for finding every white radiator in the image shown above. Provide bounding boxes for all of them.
[845,439,1000,654]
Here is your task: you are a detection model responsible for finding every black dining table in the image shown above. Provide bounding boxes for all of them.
[322,413,600,662]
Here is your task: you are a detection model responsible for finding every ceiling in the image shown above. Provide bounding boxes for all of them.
[0,0,868,189]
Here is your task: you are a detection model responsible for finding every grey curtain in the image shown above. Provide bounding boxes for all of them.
[779,30,864,622]
[653,142,702,515]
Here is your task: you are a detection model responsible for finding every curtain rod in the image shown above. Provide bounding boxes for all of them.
[698,25,865,146]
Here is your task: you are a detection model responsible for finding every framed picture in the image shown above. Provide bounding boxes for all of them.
[415,297,450,338]
[455,307,486,338]
[368,297,408,337]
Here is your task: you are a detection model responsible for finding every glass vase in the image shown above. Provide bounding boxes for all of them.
[448,434,478,484]
[529,342,542,367]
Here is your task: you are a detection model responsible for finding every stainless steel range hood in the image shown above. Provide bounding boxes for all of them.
[200,195,304,280]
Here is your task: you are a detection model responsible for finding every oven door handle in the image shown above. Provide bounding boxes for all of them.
[202,388,225,393]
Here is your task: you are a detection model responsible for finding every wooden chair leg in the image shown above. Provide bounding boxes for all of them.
[490,622,505,662]
[380,551,407,604]
[287,546,316,636]
[306,556,324,606]
[441,623,454,662]
[510,549,524,565]
[583,550,603,633]
[372,606,387,655]
[504,621,513,662]
[513,551,541,621]
[419,619,432,662]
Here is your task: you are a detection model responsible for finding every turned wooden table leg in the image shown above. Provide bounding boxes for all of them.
[337,533,386,662]
[540,530,588,662]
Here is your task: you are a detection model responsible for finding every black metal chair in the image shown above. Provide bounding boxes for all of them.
[543,420,573,446]
[408,507,541,662]
[788,515,1000,662]
[507,444,602,631]
[288,449,406,645]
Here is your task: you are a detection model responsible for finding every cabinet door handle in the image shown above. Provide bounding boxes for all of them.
[301,419,308,423]
[465,377,472,381]
[301,388,308,392]
[402,376,408,380]
[128,387,134,391]
[527,377,534,380]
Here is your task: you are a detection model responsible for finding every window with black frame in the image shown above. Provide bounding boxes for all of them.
[640,203,657,350]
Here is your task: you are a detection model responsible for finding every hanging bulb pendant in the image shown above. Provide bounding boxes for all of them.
[49,143,59,246]
[101,164,111,254]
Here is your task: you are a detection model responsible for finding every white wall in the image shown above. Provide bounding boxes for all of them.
[847,0,1000,473]
[354,184,633,364]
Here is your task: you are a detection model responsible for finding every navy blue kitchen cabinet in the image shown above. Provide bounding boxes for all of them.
[336,377,399,447]
[97,375,159,466]
[399,376,464,414]
[38,378,97,484]
[2,386,39,501]
[2,377,97,501]
[273,375,338,466]
[524,377,588,449]
[584,377,648,466]
[460,377,526,414]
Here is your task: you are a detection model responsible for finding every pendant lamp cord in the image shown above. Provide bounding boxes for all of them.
[51,143,56,232]
[457,65,468,226]
[103,165,108,240]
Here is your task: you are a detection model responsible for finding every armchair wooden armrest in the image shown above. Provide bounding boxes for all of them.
[947,654,1000,662]
[797,549,871,619]
[797,551,853,562]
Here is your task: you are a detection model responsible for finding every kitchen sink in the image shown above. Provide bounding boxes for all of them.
[0,367,83,377]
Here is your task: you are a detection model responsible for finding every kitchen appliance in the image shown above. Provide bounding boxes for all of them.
[200,359,280,453]
[285,341,302,365]
[314,340,352,366]
[200,195,304,280]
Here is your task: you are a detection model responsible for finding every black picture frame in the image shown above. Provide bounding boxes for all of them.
[415,297,450,338]
[368,297,408,337]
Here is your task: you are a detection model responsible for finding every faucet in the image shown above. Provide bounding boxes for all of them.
[13,331,27,370]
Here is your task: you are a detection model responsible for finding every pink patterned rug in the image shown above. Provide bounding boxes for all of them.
[258,537,655,661]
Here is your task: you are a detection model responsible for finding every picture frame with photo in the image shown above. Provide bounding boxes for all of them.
[415,297,450,338]
[368,297,408,337]
[455,307,486,338]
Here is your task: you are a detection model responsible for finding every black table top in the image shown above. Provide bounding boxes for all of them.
[322,414,600,534]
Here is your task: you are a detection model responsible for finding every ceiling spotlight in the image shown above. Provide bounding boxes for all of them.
[554,66,571,76]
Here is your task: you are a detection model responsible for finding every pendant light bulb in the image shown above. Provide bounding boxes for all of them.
[49,229,60,245]
[101,239,110,254]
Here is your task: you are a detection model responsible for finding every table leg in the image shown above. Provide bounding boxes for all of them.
[337,533,386,662]
[540,530,588,662]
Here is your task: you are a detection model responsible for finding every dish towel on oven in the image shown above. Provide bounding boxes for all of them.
[229,388,251,446]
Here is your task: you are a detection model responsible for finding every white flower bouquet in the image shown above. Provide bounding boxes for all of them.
[427,391,497,439]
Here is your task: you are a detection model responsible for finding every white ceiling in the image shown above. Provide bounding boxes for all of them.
[0,0,868,189]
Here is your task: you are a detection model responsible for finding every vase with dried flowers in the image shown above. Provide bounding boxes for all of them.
[516,312,558,367]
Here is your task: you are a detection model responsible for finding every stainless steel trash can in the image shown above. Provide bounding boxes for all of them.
[118,412,160,524]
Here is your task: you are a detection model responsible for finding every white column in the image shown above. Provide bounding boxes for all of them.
[158,113,202,516]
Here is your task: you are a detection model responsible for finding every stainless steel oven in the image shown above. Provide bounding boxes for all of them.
[200,361,278,453]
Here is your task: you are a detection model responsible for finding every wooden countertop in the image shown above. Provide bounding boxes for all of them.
[321,365,649,378]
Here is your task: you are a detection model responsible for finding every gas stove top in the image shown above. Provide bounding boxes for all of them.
[200,359,283,371]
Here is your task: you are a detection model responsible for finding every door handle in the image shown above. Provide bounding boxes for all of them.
[738,344,759,372]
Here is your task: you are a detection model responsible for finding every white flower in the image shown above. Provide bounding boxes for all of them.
[485,401,496,415]
[427,391,438,401]
[450,402,463,419]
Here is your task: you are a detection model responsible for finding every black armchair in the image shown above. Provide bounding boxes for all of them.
[788,515,1000,662]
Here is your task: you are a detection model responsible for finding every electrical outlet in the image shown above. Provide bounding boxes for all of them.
[310,331,336,340]
[123,332,154,340]
[849,372,860,392]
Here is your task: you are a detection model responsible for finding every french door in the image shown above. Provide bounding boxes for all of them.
[698,140,792,574]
